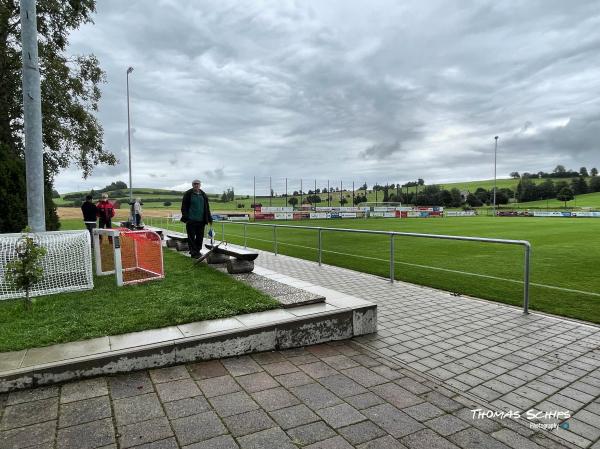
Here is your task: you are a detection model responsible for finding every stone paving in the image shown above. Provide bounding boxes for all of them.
[252,250,600,449]
[1,248,598,448]
[0,341,573,449]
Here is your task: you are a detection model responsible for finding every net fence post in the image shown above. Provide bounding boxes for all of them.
[113,231,123,287]
[244,223,247,248]
[273,225,277,255]
[318,228,322,266]
[523,242,531,314]
[221,221,225,242]
[390,233,395,283]
[93,231,102,275]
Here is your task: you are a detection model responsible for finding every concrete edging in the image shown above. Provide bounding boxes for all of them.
[0,304,376,393]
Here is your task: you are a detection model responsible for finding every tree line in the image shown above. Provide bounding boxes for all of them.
[279,173,600,208]
[510,165,598,180]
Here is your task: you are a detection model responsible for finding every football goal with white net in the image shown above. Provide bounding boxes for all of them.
[358,202,403,210]
[0,230,94,301]
[93,228,164,286]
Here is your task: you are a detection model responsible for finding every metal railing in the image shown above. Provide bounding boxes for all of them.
[147,217,532,314]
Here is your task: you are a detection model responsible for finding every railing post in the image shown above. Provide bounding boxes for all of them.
[390,234,395,283]
[318,228,322,266]
[273,225,277,255]
[523,243,531,314]
[244,223,247,248]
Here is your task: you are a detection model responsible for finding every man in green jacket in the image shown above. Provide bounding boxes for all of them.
[180,179,213,258]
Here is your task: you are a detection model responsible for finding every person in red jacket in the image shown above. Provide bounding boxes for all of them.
[96,193,115,231]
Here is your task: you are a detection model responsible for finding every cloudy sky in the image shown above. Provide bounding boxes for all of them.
[55,0,600,194]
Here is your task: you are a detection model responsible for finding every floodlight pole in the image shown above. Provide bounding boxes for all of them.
[127,67,134,221]
[493,136,499,215]
[253,176,256,221]
[20,0,46,232]
[269,176,272,206]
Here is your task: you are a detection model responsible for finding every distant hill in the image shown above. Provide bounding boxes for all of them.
[512,191,600,209]
[56,175,598,211]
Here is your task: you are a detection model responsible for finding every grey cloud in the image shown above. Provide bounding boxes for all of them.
[203,167,225,180]
[54,0,600,194]
[504,114,600,159]
[359,141,403,160]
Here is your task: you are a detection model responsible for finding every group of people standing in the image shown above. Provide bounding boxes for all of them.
[79,179,211,258]
[81,193,116,240]
[81,194,144,242]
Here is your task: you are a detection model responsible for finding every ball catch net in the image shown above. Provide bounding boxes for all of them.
[0,230,93,301]
[94,228,164,286]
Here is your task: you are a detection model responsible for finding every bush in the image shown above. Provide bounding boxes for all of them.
[163,201,172,206]
[466,193,483,207]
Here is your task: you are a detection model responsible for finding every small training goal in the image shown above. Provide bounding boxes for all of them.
[0,230,93,301]
[93,228,164,286]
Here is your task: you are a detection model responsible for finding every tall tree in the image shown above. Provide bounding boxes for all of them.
[591,167,598,177]
[0,0,115,232]
[571,177,588,195]
[449,188,463,207]
[580,167,589,177]
[557,186,574,207]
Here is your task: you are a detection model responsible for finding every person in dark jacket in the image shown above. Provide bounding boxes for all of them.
[81,195,97,244]
[181,179,212,258]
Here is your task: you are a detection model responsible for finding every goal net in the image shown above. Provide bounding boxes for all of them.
[0,230,93,301]
[358,202,403,210]
[94,228,164,286]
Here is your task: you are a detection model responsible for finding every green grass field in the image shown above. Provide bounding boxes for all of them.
[138,215,600,324]
[0,243,278,352]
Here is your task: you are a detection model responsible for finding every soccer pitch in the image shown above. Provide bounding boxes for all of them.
[61,216,600,323]
[202,217,599,324]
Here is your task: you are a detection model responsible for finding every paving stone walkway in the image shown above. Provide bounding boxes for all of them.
[0,341,573,449]
[1,248,598,449]
[253,250,600,449]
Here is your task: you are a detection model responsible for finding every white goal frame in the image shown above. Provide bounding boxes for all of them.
[358,202,403,210]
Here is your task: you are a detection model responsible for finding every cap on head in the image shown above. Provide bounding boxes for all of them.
[85,195,93,201]
[192,179,201,186]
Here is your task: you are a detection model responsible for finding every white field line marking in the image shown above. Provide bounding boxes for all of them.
[165,225,600,298]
